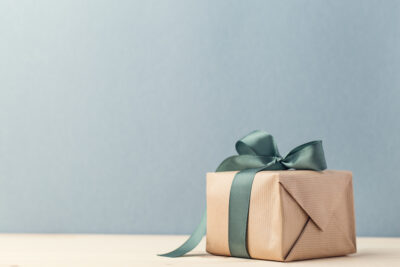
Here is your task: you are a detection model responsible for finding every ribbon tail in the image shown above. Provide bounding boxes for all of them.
[158,211,207,257]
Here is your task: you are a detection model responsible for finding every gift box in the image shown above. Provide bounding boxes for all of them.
[206,170,356,261]
[160,130,357,262]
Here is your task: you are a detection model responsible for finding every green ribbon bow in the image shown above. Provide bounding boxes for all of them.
[159,130,327,258]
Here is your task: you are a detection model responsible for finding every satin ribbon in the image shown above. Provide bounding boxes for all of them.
[159,130,327,258]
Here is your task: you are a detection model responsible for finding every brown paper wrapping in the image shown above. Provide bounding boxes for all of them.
[206,170,356,261]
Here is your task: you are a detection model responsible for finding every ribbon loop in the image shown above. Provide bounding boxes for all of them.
[235,130,281,157]
[281,140,327,170]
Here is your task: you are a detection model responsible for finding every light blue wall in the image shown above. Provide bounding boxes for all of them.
[0,0,399,236]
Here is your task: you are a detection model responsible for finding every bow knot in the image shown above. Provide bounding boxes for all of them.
[218,130,327,172]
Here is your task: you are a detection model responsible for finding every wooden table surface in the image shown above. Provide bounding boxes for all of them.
[0,235,398,266]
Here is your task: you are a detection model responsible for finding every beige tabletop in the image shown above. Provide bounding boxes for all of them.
[0,234,398,266]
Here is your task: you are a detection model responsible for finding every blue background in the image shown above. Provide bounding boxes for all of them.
[0,0,399,236]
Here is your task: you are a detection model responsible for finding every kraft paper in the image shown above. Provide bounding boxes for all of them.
[206,170,356,261]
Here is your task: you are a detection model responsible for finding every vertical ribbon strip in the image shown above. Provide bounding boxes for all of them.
[159,130,327,258]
